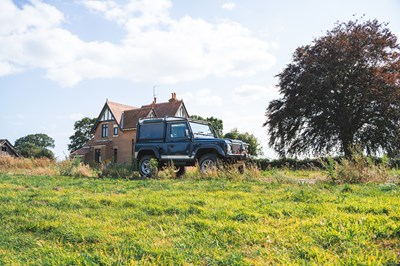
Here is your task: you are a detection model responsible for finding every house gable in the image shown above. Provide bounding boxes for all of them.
[91,100,136,133]
[0,139,21,157]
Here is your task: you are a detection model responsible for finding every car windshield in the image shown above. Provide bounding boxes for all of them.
[189,122,215,138]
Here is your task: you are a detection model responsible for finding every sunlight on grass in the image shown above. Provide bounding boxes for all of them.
[0,174,399,264]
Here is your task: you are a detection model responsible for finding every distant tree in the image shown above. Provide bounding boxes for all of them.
[68,117,97,152]
[190,115,224,137]
[224,128,263,156]
[15,133,55,159]
[264,18,400,158]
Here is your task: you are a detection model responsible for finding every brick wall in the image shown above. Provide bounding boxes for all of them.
[85,121,136,164]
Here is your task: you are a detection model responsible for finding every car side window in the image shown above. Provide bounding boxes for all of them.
[169,123,189,139]
[139,123,164,140]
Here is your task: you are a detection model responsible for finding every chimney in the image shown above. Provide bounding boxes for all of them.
[169,92,177,102]
[153,97,157,104]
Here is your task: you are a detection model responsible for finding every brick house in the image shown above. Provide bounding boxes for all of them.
[0,139,21,158]
[74,93,189,164]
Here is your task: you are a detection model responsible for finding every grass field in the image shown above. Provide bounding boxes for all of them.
[0,173,399,265]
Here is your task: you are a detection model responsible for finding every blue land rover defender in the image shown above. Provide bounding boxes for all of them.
[135,117,249,177]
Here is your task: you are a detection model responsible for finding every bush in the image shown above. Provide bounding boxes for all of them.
[99,163,137,179]
[56,158,95,177]
[323,152,389,184]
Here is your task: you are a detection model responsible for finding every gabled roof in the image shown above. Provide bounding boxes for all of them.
[91,100,137,133]
[91,93,187,132]
[142,100,184,118]
[0,139,21,157]
[107,100,137,126]
[123,107,154,129]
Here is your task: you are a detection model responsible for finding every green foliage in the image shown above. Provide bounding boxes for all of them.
[323,150,390,184]
[224,128,263,156]
[68,117,97,152]
[265,18,400,158]
[14,133,55,159]
[0,175,399,264]
[57,158,95,177]
[190,115,223,138]
[323,157,337,182]
[99,163,136,179]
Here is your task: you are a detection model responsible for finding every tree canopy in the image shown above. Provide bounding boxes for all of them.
[264,18,400,158]
[68,117,97,152]
[224,128,262,156]
[190,115,224,138]
[14,133,55,159]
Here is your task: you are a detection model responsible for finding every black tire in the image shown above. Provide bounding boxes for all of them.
[138,155,158,177]
[175,166,186,178]
[199,154,218,174]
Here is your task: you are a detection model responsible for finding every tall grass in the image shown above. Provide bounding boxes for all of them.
[322,152,391,184]
[0,156,96,177]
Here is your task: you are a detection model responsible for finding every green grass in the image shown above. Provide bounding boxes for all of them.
[0,174,399,265]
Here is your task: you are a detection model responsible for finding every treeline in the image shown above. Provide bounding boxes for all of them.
[251,157,400,171]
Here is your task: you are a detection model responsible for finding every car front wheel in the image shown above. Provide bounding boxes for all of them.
[199,154,218,174]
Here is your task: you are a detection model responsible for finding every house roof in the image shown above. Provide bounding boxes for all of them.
[106,100,137,126]
[142,100,184,118]
[0,139,21,157]
[92,93,186,132]
[123,107,154,129]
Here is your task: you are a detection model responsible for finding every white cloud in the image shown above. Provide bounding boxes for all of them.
[0,0,64,35]
[232,84,279,105]
[181,89,223,107]
[221,2,236,10]
[0,0,276,86]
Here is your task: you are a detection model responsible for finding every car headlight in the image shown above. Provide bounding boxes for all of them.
[226,143,232,154]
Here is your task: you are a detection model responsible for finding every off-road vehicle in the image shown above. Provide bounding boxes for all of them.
[135,117,249,177]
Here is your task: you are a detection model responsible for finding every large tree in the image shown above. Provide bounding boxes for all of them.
[190,115,224,138]
[224,128,263,156]
[264,19,400,158]
[15,133,55,159]
[68,117,97,152]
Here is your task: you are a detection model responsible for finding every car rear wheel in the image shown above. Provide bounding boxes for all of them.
[139,155,158,177]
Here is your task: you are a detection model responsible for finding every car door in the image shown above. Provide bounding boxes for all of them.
[164,122,193,160]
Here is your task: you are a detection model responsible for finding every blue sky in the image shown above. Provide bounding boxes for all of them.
[1,0,399,159]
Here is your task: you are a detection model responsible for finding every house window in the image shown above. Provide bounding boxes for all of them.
[113,149,118,163]
[102,124,109,138]
[95,149,101,163]
[113,126,118,136]
[1,147,6,152]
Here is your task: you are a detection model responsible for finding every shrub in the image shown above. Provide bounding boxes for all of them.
[56,158,95,177]
[324,151,389,184]
[99,163,137,179]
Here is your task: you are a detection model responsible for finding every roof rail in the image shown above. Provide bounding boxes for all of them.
[138,116,188,123]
